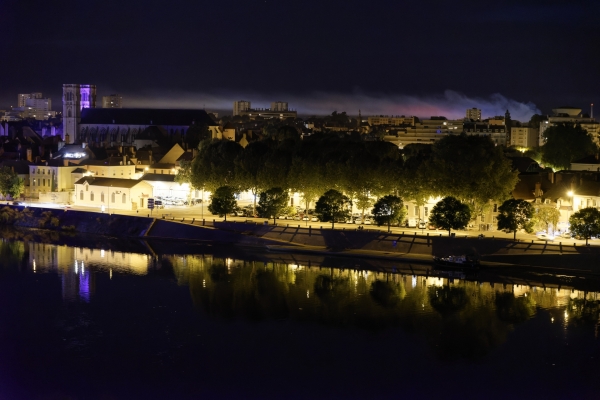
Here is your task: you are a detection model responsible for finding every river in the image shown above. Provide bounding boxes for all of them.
[0,230,598,399]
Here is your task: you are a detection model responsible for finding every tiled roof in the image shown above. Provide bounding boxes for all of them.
[141,173,176,182]
[74,177,146,189]
[80,108,217,126]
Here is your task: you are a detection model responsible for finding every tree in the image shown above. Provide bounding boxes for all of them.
[0,166,24,200]
[315,189,350,229]
[256,187,289,224]
[208,186,238,222]
[235,140,272,215]
[184,121,211,150]
[190,140,244,193]
[569,207,600,245]
[372,195,407,232]
[425,134,518,217]
[429,196,471,236]
[532,205,561,233]
[496,199,535,240]
[542,123,598,170]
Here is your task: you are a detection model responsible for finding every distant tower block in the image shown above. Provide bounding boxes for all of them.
[270,101,288,111]
[233,100,251,116]
[466,107,481,121]
[63,84,97,143]
[102,94,123,108]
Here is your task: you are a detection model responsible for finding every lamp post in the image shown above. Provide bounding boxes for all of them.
[567,190,574,230]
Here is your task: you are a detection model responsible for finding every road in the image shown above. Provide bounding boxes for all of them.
[10,199,598,246]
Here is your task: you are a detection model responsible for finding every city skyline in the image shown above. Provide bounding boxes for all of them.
[2,0,599,119]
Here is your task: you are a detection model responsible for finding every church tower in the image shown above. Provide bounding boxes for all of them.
[63,84,96,143]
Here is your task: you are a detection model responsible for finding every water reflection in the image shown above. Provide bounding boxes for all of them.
[4,238,600,359]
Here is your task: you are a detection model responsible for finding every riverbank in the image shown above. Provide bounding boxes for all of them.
[4,205,600,274]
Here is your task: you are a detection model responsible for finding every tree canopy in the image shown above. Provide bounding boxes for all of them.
[496,199,535,240]
[207,186,238,221]
[0,166,24,200]
[569,207,600,245]
[542,123,598,170]
[426,134,518,211]
[256,187,289,224]
[372,195,406,232]
[315,189,351,229]
[429,196,471,236]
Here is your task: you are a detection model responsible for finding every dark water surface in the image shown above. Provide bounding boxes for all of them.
[0,234,599,399]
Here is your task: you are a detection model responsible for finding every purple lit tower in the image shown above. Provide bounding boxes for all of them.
[62,84,97,143]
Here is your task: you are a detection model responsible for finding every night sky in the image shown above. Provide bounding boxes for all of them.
[2,0,599,120]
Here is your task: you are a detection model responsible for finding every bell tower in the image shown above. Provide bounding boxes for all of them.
[62,84,96,143]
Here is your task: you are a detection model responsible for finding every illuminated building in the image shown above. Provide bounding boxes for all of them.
[78,108,216,148]
[233,100,251,116]
[102,94,123,108]
[74,176,154,211]
[539,106,600,146]
[17,92,42,107]
[466,107,481,121]
[510,126,539,148]
[234,100,297,119]
[367,115,415,126]
[63,84,97,143]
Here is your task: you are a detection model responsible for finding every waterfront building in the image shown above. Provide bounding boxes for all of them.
[74,176,154,211]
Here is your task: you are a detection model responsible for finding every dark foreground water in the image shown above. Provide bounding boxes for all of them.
[0,234,599,399]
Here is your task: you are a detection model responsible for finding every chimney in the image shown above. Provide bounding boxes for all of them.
[26,148,32,162]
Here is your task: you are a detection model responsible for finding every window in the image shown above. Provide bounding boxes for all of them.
[414,206,418,216]
[493,203,497,212]
[86,185,89,191]
[80,190,83,200]
[122,193,126,203]
[101,192,105,202]
[90,192,94,201]
[545,199,551,204]
[424,207,429,217]
[43,179,46,186]
[111,193,115,203]
[480,215,485,222]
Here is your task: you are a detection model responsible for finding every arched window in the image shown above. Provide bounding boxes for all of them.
[90,192,94,201]
[80,190,83,200]
[111,193,115,203]
[86,184,89,191]
[101,192,105,202]
[122,193,126,203]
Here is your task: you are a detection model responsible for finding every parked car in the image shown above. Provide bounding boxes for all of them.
[536,233,555,241]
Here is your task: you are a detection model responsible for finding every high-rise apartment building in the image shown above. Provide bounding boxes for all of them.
[17,92,42,107]
[102,94,123,108]
[270,101,288,111]
[466,108,482,121]
[233,100,251,116]
[510,127,539,148]
[63,84,97,143]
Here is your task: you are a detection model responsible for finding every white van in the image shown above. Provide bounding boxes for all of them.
[407,218,417,228]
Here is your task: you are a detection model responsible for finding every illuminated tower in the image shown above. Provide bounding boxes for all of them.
[62,84,97,143]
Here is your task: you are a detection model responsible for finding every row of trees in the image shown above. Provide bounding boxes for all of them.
[0,166,24,200]
[181,132,520,223]
[497,199,600,244]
